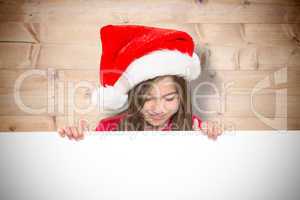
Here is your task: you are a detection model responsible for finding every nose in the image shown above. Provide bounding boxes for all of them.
[150,99,165,115]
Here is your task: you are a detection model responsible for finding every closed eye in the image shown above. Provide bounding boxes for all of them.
[164,94,178,101]
[142,93,178,101]
[165,97,175,101]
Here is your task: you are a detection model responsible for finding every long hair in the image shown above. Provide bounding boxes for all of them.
[116,75,193,131]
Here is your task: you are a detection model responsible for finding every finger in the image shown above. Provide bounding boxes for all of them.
[71,127,79,141]
[216,125,222,136]
[208,121,217,139]
[79,119,88,139]
[218,124,224,136]
[201,121,208,134]
[211,122,220,140]
[211,123,218,136]
[208,130,217,140]
[65,127,73,140]
[192,118,200,131]
[77,128,84,140]
[192,118,196,130]
[212,121,218,136]
[208,132,215,140]
[57,128,66,138]
[75,127,84,141]
[211,134,218,141]
[207,121,214,136]
[214,122,223,137]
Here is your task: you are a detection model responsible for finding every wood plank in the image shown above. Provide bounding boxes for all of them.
[0,88,50,115]
[193,94,299,118]
[0,22,298,47]
[192,70,300,91]
[55,70,101,116]
[288,117,300,130]
[0,115,56,131]
[215,0,300,6]
[204,45,239,70]
[0,112,145,132]
[1,42,298,71]
[2,0,299,9]
[37,44,100,69]
[195,23,300,47]
[203,116,298,130]
[38,22,101,45]
[56,69,98,82]
[0,22,38,43]
[38,22,198,45]
[216,87,300,96]
[0,87,101,116]
[0,69,99,116]
[243,24,299,46]
[195,23,244,46]
[56,114,106,131]
[0,43,40,68]
[254,46,300,70]
[0,90,100,116]
[0,43,99,69]
[1,1,299,23]
[0,69,49,89]
[202,44,299,70]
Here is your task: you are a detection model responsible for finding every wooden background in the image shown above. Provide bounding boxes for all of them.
[0,0,299,131]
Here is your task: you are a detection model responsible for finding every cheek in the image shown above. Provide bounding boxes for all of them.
[141,101,152,111]
[164,100,180,113]
[140,102,152,116]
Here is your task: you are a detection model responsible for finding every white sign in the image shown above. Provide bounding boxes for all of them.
[0,131,299,200]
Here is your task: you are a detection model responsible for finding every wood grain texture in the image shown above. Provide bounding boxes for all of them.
[0,0,299,131]
[1,0,299,23]
[0,115,56,132]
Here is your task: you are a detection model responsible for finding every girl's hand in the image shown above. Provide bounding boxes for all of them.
[57,119,89,141]
[193,119,223,141]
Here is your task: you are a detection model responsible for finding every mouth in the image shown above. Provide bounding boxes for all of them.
[149,114,166,120]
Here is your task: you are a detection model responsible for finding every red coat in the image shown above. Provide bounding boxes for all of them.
[95,113,202,131]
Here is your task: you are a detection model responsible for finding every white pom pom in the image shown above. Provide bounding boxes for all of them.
[91,85,128,111]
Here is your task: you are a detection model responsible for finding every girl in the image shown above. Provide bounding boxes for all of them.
[57,25,223,140]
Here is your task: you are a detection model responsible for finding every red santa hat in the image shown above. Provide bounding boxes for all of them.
[92,24,201,112]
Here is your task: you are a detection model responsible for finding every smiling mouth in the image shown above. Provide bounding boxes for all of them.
[149,115,166,120]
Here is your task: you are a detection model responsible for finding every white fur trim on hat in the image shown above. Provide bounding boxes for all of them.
[92,49,201,111]
[91,84,129,112]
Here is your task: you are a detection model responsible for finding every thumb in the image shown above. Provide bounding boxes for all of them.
[200,120,209,134]
[79,119,89,133]
[192,118,200,131]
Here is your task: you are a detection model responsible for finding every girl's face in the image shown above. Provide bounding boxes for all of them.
[140,76,180,128]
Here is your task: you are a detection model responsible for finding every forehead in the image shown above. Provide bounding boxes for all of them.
[147,76,177,95]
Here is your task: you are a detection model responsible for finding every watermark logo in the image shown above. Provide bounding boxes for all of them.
[12,66,287,132]
[251,67,287,131]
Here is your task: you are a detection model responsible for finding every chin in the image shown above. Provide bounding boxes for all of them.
[147,118,167,127]
[143,113,171,127]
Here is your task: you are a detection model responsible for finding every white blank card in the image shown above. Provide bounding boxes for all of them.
[0,131,299,200]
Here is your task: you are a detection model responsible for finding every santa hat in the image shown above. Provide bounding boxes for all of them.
[92,24,201,112]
